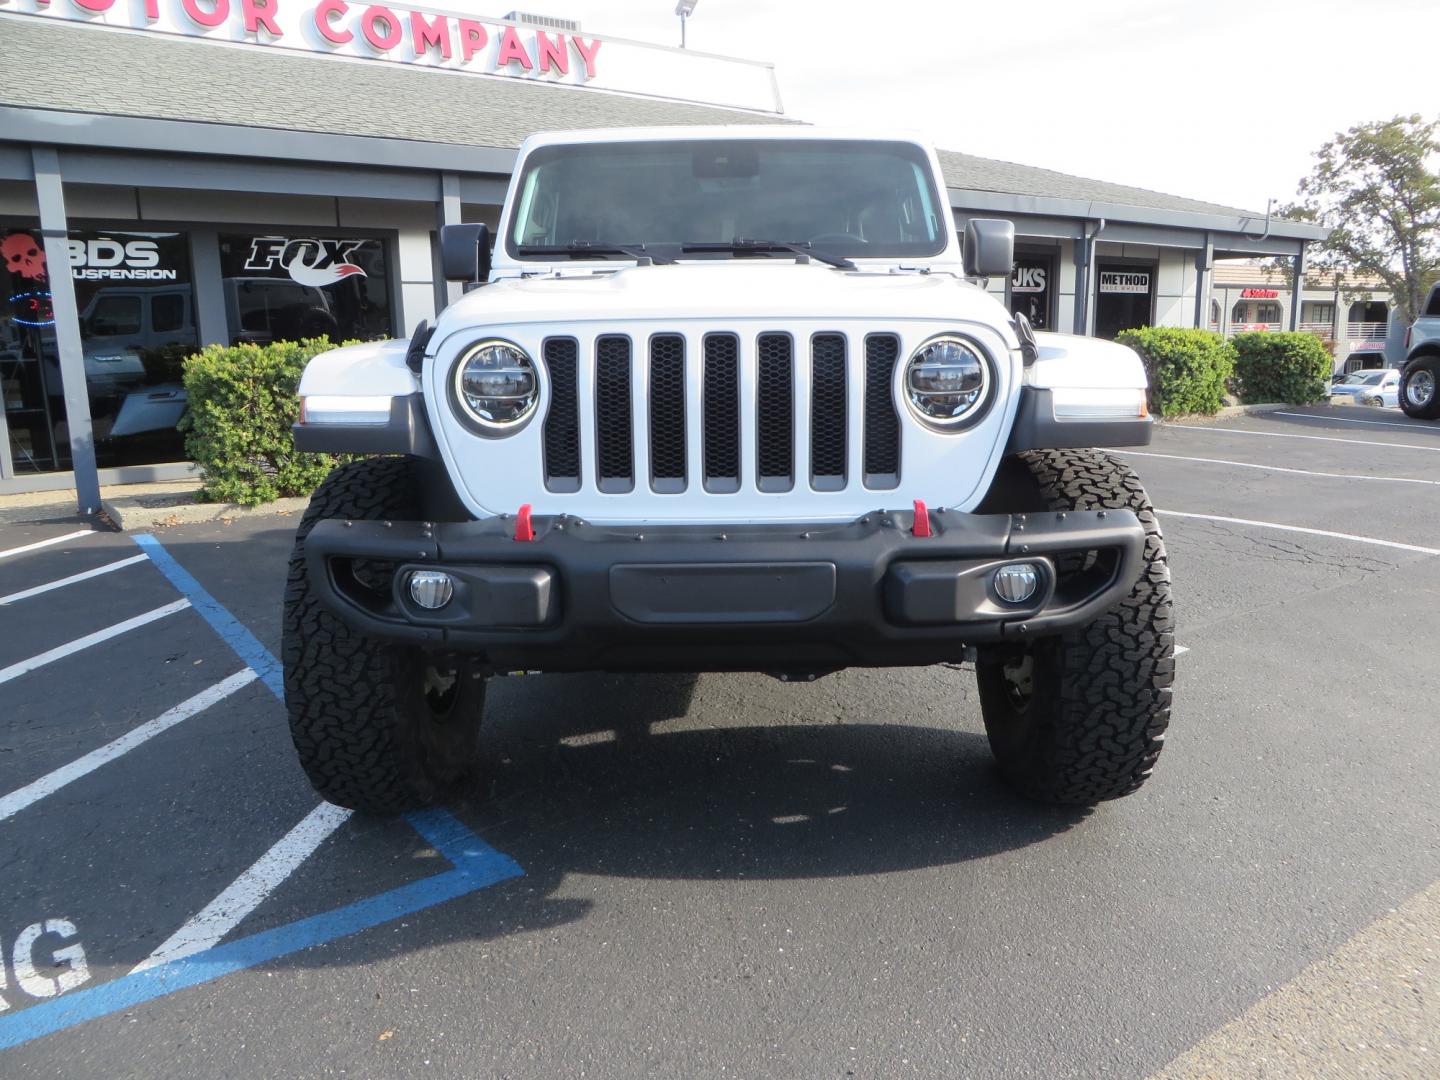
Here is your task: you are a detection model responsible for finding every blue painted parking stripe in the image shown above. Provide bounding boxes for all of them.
[130,533,284,699]
[0,812,523,1051]
[0,533,530,1052]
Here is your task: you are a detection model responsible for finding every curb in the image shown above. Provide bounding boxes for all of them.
[1159,402,1290,427]
[101,495,309,531]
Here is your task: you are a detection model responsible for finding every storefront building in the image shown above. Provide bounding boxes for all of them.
[1207,263,1394,370]
[2,4,1326,511]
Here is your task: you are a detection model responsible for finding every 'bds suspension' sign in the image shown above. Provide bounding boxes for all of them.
[3,1,782,113]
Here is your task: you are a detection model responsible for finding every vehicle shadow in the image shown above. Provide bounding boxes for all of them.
[267,669,1089,972]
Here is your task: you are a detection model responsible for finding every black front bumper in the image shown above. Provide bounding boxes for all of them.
[304,508,1146,672]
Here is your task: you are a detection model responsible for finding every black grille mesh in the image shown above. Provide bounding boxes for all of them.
[756,334,794,484]
[595,336,633,489]
[649,334,686,485]
[810,334,847,481]
[542,338,579,489]
[863,334,901,485]
[703,334,740,485]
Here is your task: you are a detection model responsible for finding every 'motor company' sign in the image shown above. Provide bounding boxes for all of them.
[4,1,782,113]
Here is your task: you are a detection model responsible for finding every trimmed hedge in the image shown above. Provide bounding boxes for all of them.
[181,338,354,507]
[1230,332,1333,405]
[1114,327,1235,417]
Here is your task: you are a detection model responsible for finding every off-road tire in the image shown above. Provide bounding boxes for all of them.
[1399,356,1440,420]
[282,457,486,814]
[976,449,1174,804]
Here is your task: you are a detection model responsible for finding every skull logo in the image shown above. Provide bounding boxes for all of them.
[2,232,47,281]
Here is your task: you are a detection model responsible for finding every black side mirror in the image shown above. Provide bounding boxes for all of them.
[963,218,1015,278]
[440,223,492,283]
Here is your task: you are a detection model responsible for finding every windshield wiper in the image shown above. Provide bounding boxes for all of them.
[515,241,676,266]
[681,238,856,270]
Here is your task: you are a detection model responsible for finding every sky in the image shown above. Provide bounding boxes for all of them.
[479,0,1439,214]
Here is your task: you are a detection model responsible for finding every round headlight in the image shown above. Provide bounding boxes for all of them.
[452,340,538,433]
[905,336,990,427]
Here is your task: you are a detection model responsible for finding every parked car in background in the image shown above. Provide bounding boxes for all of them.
[1398,283,1440,419]
[1331,368,1398,403]
[1356,369,1401,408]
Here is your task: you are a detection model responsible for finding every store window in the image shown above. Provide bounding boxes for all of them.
[1008,255,1054,330]
[218,233,392,345]
[1254,302,1281,324]
[1094,265,1154,340]
[3,226,196,475]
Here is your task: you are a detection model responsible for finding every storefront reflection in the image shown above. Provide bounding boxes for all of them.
[2,227,197,472]
[2,226,393,475]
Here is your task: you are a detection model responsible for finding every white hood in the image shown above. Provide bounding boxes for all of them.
[433,261,1011,342]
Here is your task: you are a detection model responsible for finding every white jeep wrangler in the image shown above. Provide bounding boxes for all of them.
[284,127,1174,814]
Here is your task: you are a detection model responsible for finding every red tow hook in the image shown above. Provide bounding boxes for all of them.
[911,499,932,538]
[513,503,535,542]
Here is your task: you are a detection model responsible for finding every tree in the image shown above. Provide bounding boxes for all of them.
[1287,115,1440,324]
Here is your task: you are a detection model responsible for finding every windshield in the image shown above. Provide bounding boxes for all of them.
[506,139,947,262]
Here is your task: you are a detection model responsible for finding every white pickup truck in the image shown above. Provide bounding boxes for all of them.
[1399,283,1440,419]
[282,127,1174,814]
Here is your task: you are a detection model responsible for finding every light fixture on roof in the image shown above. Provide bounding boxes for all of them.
[675,0,699,48]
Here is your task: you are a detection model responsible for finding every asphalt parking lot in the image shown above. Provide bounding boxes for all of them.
[1,404,1437,1079]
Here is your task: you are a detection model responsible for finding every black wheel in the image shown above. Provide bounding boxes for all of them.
[282,457,486,813]
[975,450,1175,804]
[1399,356,1440,419]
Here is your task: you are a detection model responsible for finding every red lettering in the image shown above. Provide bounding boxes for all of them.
[180,0,229,29]
[241,0,282,37]
[314,0,351,44]
[457,19,487,62]
[496,26,532,69]
[71,0,116,12]
[571,36,601,79]
[535,31,568,75]
[143,0,159,17]
[409,11,451,59]
[361,5,402,51]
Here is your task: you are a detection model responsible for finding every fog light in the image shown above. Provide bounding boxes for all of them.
[408,570,454,610]
[993,563,1040,604]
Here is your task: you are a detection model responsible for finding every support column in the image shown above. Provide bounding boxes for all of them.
[189,229,228,347]
[435,172,463,313]
[1193,232,1214,330]
[1072,229,1095,336]
[1288,242,1307,331]
[32,146,100,516]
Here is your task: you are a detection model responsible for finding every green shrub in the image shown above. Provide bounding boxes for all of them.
[1230,332,1334,405]
[1115,326,1235,417]
[181,338,354,507]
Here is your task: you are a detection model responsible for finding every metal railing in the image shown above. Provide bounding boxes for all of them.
[1209,321,1390,342]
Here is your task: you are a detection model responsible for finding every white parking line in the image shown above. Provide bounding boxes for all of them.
[0,554,150,607]
[1158,510,1440,556]
[0,599,192,686]
[132,801,354,973]
[1274,410,1440,433]
[1114,450,1440,486]
[1168,425,1440,454]
[0,669,259,823]
[0,529,96,561]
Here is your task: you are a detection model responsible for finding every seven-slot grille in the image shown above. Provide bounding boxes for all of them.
[541,332,903,495]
